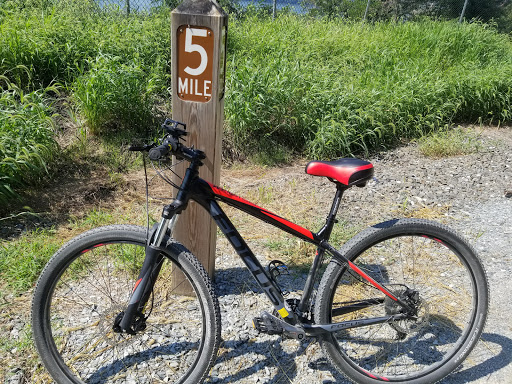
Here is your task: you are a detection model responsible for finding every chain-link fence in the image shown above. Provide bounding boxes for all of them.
[3,0,510,23]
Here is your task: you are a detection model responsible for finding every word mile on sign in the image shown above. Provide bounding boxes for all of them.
[177,26,214,103]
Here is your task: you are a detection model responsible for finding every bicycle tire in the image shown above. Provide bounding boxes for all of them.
[32,224,221,384]
[314,218,488,384]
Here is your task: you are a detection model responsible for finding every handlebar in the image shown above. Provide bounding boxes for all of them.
[129,119,206,163]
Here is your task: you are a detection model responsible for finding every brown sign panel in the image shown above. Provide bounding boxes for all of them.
[177,25,214,103]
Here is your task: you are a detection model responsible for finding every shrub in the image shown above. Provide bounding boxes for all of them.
[73,56,157,136]
[0,5,171,90]
[225,17,512,162]
[0,75,57,207]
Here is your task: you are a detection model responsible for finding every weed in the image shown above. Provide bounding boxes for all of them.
[70,208,115,229]
[0,76,58,209]
[417,127,482,158]
[0,228,59,293]
[73,55,156,136]
[257,185,274,205]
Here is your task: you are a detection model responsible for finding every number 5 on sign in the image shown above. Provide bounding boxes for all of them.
[184,28,208,76]
[177,26,214,102]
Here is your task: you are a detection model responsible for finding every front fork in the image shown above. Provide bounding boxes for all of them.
[116,213,179,334]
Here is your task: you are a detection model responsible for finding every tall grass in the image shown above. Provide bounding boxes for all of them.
[0,75,57,207]
[73,55,158,135]
[0,5,171,209]
[226,17,512,161]
[2,5,512,170]
[0,3,171,90]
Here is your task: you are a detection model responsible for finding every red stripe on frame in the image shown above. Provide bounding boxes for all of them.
[348,261,398,301]
[208,182,314,240]
[208,182,263,210]
[132,278,143,293]
[262,211,314,240]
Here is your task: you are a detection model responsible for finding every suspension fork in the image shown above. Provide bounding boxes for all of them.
[117,211,180,334]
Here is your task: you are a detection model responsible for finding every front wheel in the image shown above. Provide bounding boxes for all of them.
[314,218,488,384]
[32,224,221,384]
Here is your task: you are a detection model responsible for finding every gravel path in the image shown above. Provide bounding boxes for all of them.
[205,127,512,384]
[3,127,511,384]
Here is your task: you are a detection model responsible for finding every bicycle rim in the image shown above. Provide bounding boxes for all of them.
[40,238,209,383]
[323,229,483,382]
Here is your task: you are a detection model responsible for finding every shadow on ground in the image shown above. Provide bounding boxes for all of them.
[207,332,511,383]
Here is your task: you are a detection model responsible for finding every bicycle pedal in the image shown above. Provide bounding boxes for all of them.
[252,312,284,335]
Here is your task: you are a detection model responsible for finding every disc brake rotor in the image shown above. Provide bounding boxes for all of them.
[385,288,430,335]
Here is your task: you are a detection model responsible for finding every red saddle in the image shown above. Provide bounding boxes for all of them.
[305,158,374,187]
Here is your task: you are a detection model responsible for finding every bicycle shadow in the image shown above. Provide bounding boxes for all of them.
[214,266,311,297]
[311,332,512,384]
[212,266,511,383]
[440,333,512,383]
[205,337,319,384]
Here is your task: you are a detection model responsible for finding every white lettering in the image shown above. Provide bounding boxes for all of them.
[178,77,188,94]
[178,78,213,99]
[204,80,211,97]
[194,79,202,96]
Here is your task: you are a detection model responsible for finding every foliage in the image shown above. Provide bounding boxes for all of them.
[0,227,59,293]
[0,4,171,90]
[306,0,380,19]
[497,1,512,33]
[0,74,57,207]
[0,5,170,209]
[73,55,158,136]
[305,0,510,22]
[225,16,512,162]
[417,127,482,158]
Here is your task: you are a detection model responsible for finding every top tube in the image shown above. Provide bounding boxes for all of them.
[203,181,320,244]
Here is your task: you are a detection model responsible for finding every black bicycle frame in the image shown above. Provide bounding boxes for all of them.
[121,161,412,335]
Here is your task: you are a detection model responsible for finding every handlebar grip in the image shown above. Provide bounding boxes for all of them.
[148,144,170,161]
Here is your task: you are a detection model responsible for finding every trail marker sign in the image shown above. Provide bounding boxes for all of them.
[177,26,214,102]
[171,0,227,284]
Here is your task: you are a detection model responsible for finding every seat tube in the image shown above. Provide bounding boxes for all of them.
[298,186,345,314]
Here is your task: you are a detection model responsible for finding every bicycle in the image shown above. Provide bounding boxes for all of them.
[32,119,489,384]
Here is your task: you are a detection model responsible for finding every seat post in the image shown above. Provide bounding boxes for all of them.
[317,185,346,241]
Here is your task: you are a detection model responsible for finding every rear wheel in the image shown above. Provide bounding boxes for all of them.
[315,219,488,384]
[32,225,221,384]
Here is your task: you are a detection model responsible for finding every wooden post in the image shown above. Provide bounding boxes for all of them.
[171,0,227,281]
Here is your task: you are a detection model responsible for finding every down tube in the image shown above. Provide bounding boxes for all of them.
[209,200,297,322]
